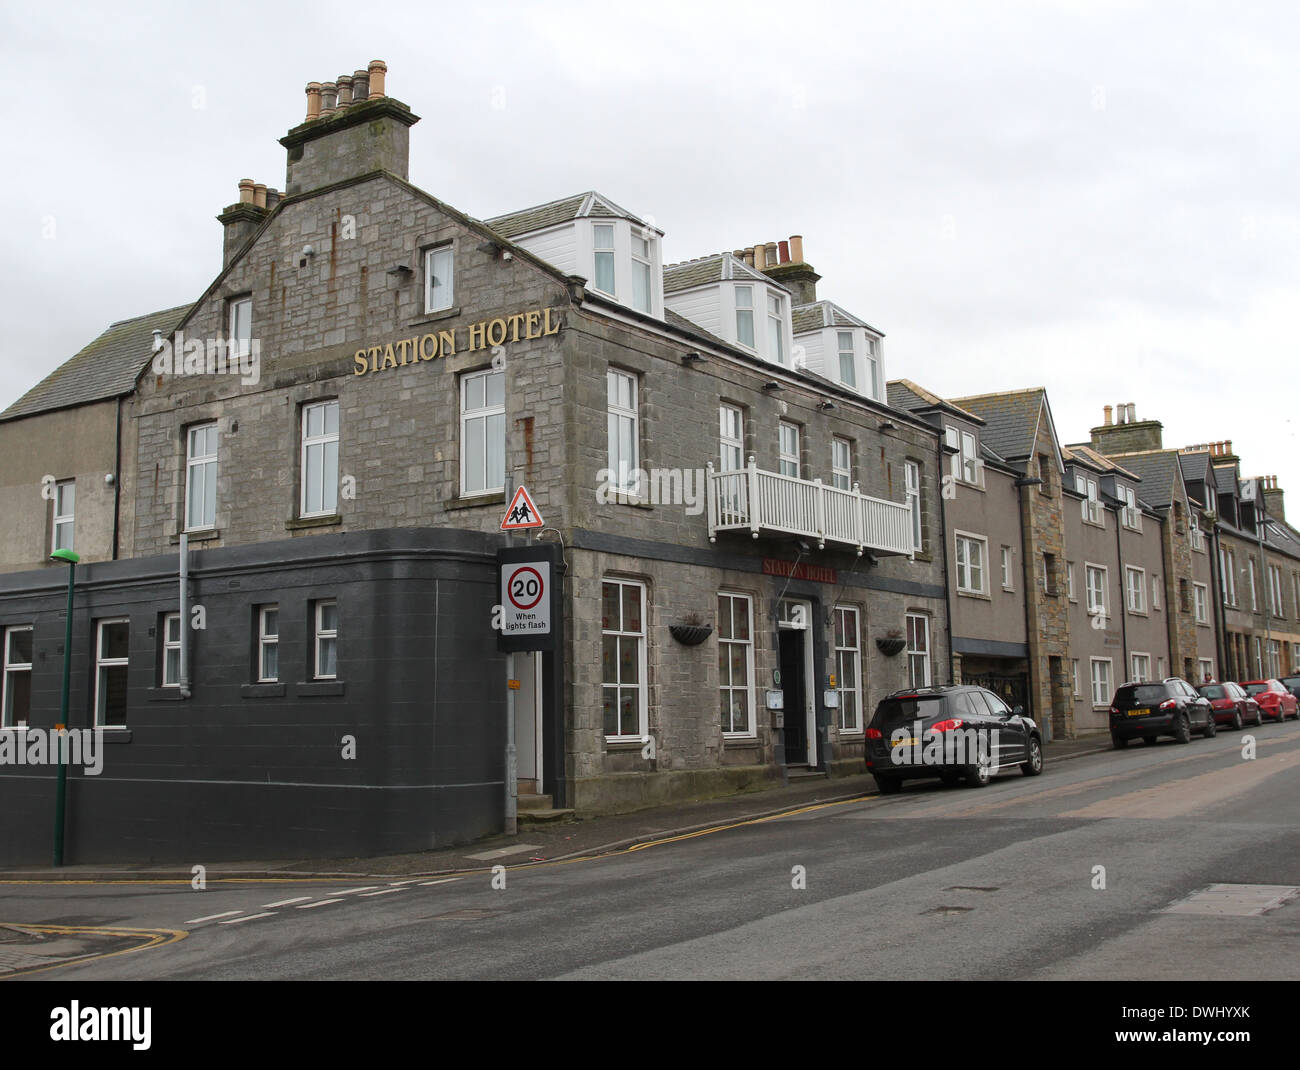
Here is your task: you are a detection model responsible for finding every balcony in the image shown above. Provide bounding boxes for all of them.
[706,458,913,556]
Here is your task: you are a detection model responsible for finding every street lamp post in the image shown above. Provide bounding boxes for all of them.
[50,547,79,867]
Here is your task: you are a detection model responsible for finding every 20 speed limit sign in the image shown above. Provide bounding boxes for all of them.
[501,561,551,637]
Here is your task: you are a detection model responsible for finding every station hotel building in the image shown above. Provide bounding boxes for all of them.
[0,64,1288,863]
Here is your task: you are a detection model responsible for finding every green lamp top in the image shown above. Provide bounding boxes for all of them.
[50,548,81,564]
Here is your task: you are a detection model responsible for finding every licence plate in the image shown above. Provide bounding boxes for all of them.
[891,738,920,747]
[1126,709,1147,717]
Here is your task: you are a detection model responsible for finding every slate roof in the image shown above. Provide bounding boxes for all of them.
[791,305,824,334]
[886,379,983,422]
[790,300,882,336]
[663,307,732,351]
[1,305,189,421]
[1100,449,1181,509]
[949,389,1045,460]
[1213,463,1239,496]
[662,252,773,295]
[484,191,656,240]
[1062,443,1140,480]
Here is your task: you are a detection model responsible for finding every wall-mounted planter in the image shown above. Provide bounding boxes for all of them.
[670,624,714,646]
[876,637,906,657]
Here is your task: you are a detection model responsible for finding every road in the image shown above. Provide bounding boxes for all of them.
[3,721,1298,981]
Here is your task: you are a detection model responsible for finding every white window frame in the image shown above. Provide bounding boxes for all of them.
[832,437,853,492]
[1071,658,1080,698]
[1268,563,1284,617]
[734,285,755,349]
[603,579,647,740]
[1197,658,1214,684]
[185,423,219,531]
[1066,561,1076,601]
[1090,657,1113,710]
[778,422,800,479]
[1194,582,1209,625]
[52,479,75,554]
[1125,565,1146,614]
[314,599,337,681]
[959,430,980,485]
[1077,474,1103,526]
[955,532,988,595]
[162,612,181,688]
[258,605,279,683]
[833,605,862,733]
[95,617,130,728]
[300,399,340,517]
[1248,558,1258,612]
[767,291,786,364]
[1130,652,1151,683]
[630,233,651,314]
[424,245,454,313]
[592,223,616,297]
[720,405,744,473]
[459,370,505,497]
[1221,548,1237,606]
[907,613,931,688]
[1119,485,1141,530]
[836,330,856,388]
[1152,574,1162,611]
[606,369,640,495]
[229,296,252,358]
[905,460,922,551]
[864,335,881,400]
[1189,511,1204,551]
[1001,546,1014,590]
[2,625,33,730]
[1085,563,1108,617]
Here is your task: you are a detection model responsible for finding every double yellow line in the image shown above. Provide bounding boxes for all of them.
[0,923,188,980]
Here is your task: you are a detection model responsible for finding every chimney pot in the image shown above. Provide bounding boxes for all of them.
[352,69,370,101]
[789,235,804,263]
[778,240,790,264]
[763,241,778,268]
[238,178,255,204]
[305,82,322,121]
[337,74,353,107]
[266,188,281,209]
[320,81,338,116]
[743,247,755,267]
[253,183,267,209]
[1103,404,1113,426]
[1128,402,1137,422]
[368,59,387,98]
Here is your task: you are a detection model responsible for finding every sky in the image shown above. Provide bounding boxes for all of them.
[2,0,1298,502]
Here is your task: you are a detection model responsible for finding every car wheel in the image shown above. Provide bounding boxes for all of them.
[1173,712,1191,744]
[1203,712,1217,738]
[1231,709,1242,731]
[1022,737,1044,776]
[1111,733,1127,750]
[875,776,902,795]
[1252,707,1263,726]
[964,752,992,787]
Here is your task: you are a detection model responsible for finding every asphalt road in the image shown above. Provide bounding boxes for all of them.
[4,720,1298,981]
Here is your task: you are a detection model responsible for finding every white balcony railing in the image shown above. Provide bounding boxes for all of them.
[707,457,913,556]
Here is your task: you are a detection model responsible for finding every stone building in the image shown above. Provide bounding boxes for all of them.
[0,62,945,863]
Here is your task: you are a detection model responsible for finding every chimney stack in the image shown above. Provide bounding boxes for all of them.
[756,233,821,304]
[1090,403,1164,454]
[1263,475,1286,522]
[218,178,271,268]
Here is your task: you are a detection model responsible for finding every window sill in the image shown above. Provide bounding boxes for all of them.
[956,589,992,602]
[1127,609,1149,618]
[604,736,648,749]
[446,492,506,511]
[722,735,760,746]
[408,306,461,328]
[295,680,345,697]
[146,687,187,701]
[171,529,219,545]
[242,682,287,698]
[287,514,341,531]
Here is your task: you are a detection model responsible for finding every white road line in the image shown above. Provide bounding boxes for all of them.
[220,912,276,925]
[359,887,406,897]
[338,886,379,895]
[262,896,313,909]
[419,878,463,887]
[297,898,344,909]
[389,879,421,885]
[185,910,244,924]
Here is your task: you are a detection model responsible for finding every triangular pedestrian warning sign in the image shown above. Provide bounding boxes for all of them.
[501,486,544,530]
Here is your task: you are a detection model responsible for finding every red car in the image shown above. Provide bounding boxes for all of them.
[1240,680,1300,722]
[1197,681,1263,728]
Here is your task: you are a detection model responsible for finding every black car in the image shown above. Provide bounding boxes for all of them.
[1110,678,1215,747]
[1279,675,1300,702]
[864,685,1044,794]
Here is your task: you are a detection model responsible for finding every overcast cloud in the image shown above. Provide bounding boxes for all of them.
[3,0,1298,499]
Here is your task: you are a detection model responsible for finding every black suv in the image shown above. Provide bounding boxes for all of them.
[1109,678,1215,748]
[864,685,1044,794]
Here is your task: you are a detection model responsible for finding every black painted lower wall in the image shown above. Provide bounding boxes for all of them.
[0,528,508,865]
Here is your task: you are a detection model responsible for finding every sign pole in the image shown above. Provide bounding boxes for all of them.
[504,475,517,836]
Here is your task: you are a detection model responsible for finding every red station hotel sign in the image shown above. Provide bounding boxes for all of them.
[762,558,837,584]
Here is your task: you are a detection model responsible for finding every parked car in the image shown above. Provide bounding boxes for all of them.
[1196,681,1262,729]
[1239,679,1300,722]
[1110,678,1215,747]
[864,685,1043,793]
[1278,674,1300,702]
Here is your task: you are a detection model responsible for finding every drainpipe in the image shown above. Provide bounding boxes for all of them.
[1256,488,1272,676]
[937,433,956,687]
[1013,472,1044,737]
[178,532,191,698]
[111,397,123,560]
[1209,523,1229,678]
[1114,504,1129,679]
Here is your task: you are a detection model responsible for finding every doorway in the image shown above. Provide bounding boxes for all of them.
[513,651,544,795]
[778,598,817,767]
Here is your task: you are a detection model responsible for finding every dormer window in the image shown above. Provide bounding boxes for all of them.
[593,224,615,295]
[1077,474,1103,525]
[1119,485,1141,530]
[768,293,785,364]
[735,286,755,348]
[864,336,881,398]
[837,331,856,388]
[631,234,651,313]
[946,426,980,485]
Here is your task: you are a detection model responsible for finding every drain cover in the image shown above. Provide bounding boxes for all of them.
[1161,884,1300,917]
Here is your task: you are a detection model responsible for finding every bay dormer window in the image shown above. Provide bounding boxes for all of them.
[593,224,616,296]
[864,335,881,398]
[837,331,856,388]
[735,285,755,348]
[767,292,786,364]
[630,234,651,313]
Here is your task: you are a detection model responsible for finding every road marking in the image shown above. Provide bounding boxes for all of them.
[297,898,344,909]
[1162,883,1300,917]
[0,924,188,979]
[338,886,380,895]
[220,912,276,925]
[359,888,406,897]
[419,877,463,887]
[262,896,313,908]
[464,844,543,861]
[186,910,244,924]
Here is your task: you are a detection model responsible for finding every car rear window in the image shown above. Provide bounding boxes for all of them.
[1197,685,1225,700]
[1281,676,1300,688]
[1242,683,1268,696]
[1114,684,1169,706]
[872,695,944,729]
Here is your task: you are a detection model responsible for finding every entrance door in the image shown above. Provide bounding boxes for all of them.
[513,652,543,795]
[778,598,817,766]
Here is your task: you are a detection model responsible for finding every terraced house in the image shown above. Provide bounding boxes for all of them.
[0,63,945,865]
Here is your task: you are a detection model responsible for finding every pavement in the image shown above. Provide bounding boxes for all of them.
[0,735,1110,883]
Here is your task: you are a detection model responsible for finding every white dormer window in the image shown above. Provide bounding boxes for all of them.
[946,426,979,485]
[1077,474,1103,525]
[1119,485,1140,530]
[864,336,881,398]
[768,293,785,364]
[631,234,651,313]
[735,285,755,348]
[593,224,615,295]
[837,331,856,388]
